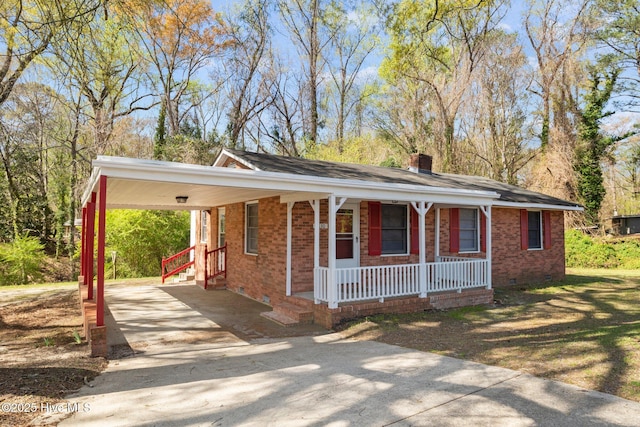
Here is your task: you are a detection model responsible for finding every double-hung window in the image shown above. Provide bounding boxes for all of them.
[200,210,208,243]
[520,209,551,250]
[527,211,542,249]
[381,204,408,255]
[245,202,258,255]
[450,208,485,253]
[369,202,415,256]
[459,208,479,252]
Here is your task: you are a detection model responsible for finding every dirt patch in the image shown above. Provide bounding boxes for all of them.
[0,288,107,427]
[338,272,640,402]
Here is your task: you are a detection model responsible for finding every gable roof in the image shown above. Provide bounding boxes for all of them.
[217,149,582,210]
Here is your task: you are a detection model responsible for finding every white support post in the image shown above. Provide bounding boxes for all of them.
[411,201,431,298]
[480,205,492,289]
[435,208,441,260]
[328,195,338,308]
[286,202,294,296]
[310,200,320,303]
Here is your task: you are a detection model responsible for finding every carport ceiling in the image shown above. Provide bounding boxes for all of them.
[104,178,291,210]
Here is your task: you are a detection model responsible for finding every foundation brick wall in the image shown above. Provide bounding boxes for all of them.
[313,288,494,329]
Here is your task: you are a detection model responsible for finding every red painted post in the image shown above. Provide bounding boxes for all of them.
[80,207,86,278]
[203,245,207,290]
[96,176,107,327]
[86,193,96,298]
[223,244,227,278]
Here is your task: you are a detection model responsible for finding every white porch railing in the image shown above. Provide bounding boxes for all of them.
[314,259,489,308]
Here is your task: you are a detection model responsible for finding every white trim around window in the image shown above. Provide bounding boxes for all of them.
[459,208,480,253]
[380,203,410,256]
[245,201,259,255]
[527,210,543,250]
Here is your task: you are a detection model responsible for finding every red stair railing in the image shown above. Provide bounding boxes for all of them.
[205,244,227,289]
[161,245,196,283]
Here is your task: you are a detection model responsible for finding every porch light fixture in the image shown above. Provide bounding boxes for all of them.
[175,195,189,204]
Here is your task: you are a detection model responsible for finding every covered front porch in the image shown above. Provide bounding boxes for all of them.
[280,193,495,313]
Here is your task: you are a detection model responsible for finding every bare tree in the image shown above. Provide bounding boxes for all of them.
[224,0,276,148]
[277,0,335,149]
[524,0,593,149]
[383,0,507,172]
[324,0,380,151]
[50,4,153,155]
[132,0,229,136]
[459,32,538,184]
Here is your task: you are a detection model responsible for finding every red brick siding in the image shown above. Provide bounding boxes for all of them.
[291,203,315,292]
[204,196,565,314]
[194,210,209,283]
[490,208,565,286]
[223,198,284,306]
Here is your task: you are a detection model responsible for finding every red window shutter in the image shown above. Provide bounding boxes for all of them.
[450,208,460,253]
[520,209,529,250]
[480,212,487,252]
[410,207,419,254]
[543,211,552,249]
[368,202,382,256]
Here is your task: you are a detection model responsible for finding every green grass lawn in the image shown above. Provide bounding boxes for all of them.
[342,268,640,402]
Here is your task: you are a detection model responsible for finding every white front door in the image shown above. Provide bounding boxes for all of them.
[335,203,360,269]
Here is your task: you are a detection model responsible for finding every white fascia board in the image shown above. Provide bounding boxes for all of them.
[102,203,211,211]
[493,201,584,211]
[89,156,500,205]
[280,192,332,204]
[212,148,260,170]
[81,168,102,207]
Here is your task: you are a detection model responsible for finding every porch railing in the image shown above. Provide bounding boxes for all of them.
[205,244,227,287]
[314,259,489,308]
[161,245,195,284]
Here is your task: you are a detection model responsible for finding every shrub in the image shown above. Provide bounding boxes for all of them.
[105,210,190,278]
[565,229,640,269]
[0,235,45,285]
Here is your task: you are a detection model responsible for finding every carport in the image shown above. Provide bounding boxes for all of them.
[78,156,338,356]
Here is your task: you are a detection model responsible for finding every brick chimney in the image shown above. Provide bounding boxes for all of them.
[409,153,433,174]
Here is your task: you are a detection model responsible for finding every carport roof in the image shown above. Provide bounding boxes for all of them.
[81,155,499,210]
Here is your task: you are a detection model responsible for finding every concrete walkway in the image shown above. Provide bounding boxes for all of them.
[53,284,640,426]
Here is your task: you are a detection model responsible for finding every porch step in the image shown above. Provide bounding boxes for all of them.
[179,271,195,281]
[286,295,315,310]
[260,311,299,327]
[273,302,314,324]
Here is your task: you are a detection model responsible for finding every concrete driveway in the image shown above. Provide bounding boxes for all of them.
[53,284,640,426]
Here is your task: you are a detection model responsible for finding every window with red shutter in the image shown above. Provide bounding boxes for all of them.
[520,209,529,250]
[480,212,486,252]
[543,211,552,249]
[368,202,382,256]
[450,208,460,253]
[410,207,419,254]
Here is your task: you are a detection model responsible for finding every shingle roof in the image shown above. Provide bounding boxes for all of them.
[223,149,581,209]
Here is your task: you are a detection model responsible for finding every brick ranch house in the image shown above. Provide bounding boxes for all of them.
[77,149,581,356]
